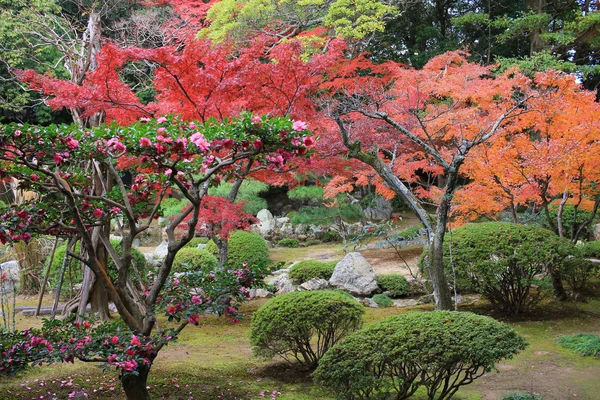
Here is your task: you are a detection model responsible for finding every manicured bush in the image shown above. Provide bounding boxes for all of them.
[376,274,409,298]
[556,334,600,357]
[205,230,269,267]
[502,392,543,400]
[439,222,573,315]
[314,311,527,400]
[372,294,393,307]
[288,260,339,284]
[250,290,364,368]
[50,240,148,289]
[172,248,219,272]
[277,238,299,248]
[581,240,600,258]
[561,256,598,292]
[184,237,210,248]
[322,231,343,243]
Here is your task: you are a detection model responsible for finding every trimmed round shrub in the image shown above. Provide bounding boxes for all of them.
[372,294,393,307]
[581,240,600,258]
[172,248,219,272]
[205,230,269,267]
[377,274,409,297]
[441,222,573,315]
[50,240,148,288]
[288,260,339,284]
[314,311,527,400]
[184,237,209,248]
[250,290,364,368]
[561,256,598,292]
[322,231,343,243]
[277,238,299,248]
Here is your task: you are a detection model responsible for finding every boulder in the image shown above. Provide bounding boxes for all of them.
[249,288,273,299]
[363,196,393,221]
[593,223,600,241]
[271,273,297,295]
[153,241,169,259]
[392,299,421,307]
[329,252,378,295]
[276,217,290,225]
[257,209,276,235]
[279,223,294,236]
[299,278,329,291]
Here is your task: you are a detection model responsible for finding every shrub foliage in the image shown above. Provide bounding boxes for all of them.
[277,238,300,248]
[172,248,219,272]
[206,230,269,267]
[314,311,527,400]
[250,290,364,368]
[372,294,393,307]
[442,222,573,315]
[556,334,600,357]
[376,274,409,297]
[288,260,338,284]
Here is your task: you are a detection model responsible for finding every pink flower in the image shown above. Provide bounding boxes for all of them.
[107,354,118,364]
[45,342,53,351]
[292,120,307,131]
[167,306,176,315]
[53,153,64,165]
[113,142,126,152]
[190,132,211,152]
[291,137,301,146]
[172,278,179,285]
[139,137,151,147]
[157,116,167,123]
[66,137,79,149]
[188,314,200,325]
[253,139,263,150]
[140,117,151,123]
[124,359,138,371]
[157,127,167,135]
[189,122,196,129]
[93,209,103,218]
[130,335,141,346]
[191,295,202,304]
[31,174,39,182]
[14,130,22,137]
[83,321,91,329]
[110,336,119,344]
[303,136,315,147]
[251,116,262,123]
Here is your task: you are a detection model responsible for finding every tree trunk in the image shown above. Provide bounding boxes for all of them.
[121,364,151,400]
[549,268,568,301]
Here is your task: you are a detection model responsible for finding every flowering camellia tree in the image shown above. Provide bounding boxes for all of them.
[0,114,314,399]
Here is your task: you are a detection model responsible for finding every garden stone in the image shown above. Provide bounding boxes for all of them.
[299,278,329,291]
[257,209,276,235]
[276,217,289,225]
[153,241,169,259]
[271,273,297,295]
[593,223,600,240]
[361,297,379,308]
[329,252,378,295]
[279,223,294,236]
[271,267,290,276]
[392,299,420,307]
[197,243,207,249]
[363,196,393,221]
[249,288,272,299]
[132,238,141,247]
[294,224,308,235]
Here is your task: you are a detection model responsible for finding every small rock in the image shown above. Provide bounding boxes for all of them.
[271,274,297,295]
[329,252,379,295]
[299,278,329,291]
[257,209,276,235]
[392,299,420,307]
[153,241,169,259]
[249,288,272,299]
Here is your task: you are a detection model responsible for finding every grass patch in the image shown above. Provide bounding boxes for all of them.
[556,333,600,357]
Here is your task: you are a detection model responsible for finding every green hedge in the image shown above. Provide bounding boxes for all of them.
[376,274,409,298]
[250,290,364,368]
[277,238,299,248]
[205,231,269,267]
[581,241,600,258]
[172,248,219,272]
[372,294,393,307]
[314,311,527,400]
[288,260,339,284]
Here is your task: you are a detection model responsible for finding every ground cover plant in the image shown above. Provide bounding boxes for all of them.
[288,260,339,284]
[556,334,600,357]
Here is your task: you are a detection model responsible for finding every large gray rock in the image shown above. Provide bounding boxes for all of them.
[363,196,393,221]
[271,273,297,295]
[329,252,378,295]
[249,288,273,299]
[153,241,169,259]
[299,278,329,291]
[279,223,294,236]
[257,209,276,235]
